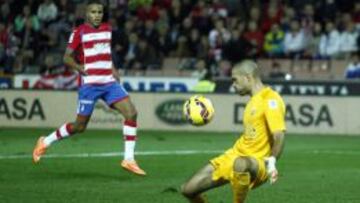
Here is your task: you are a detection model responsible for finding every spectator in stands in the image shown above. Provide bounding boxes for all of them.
[225,0,243,17]
[169,0,185,26]
[284,20,306,58]
[208,19,231,48]
[249,6,261,25]
[187,28,201,57]
[192,71,216,93]
[27,0,41,15]
[279,6,295,31]
[191,0,210,32]
[358,34,360,55]
[223,28,254,64]
[191,59,208,79]
[181,16,194,37]
[317,0,337,22]
[1,23,18,74]
[156,8,170,31]
[339,13,358,59]
[37,0,58,27]
[208,0,228,18]
[156,25,173,58]
[227,17,239,31]
[137,4,159,22]
[53,0,74,45]
[35,54,77,90]
[16,19,40,73]
[14,5,40,34]
[140,19,159,48]
[244,21,264,57]
[264,23,285,57]
[181,0,194,18]
[136,39,160,70]
[288,0,315,10]
[112,19,135,69]
[197,35,210,59]
[123,33,140,72]
[0,1,11,24]
[217,59,231,78]
[261,3,283,33]
[305,22,322,59]
[319,21,341,59]
[39,54,59,74]
[112,7,127,28]
[57,0,75,20]
[353,2,360,24]
[268,61,288,80]
[0,22,7,72]
[37,25,58,53]
[153,0,172,10]
[1,0,359,77]
[73,3,86,26]
[135,39,160,71]
[300,4,316,30]
[208,19,230,62]
[344,52,360,79]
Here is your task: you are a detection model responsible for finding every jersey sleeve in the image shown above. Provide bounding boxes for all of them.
[67,28,81,50]
[264,96,286,134]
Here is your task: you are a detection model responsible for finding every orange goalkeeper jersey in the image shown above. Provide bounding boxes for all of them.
[233,87,286,159]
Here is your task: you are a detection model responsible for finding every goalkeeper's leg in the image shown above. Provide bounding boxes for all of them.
[181,163,226,203]
[231,157,259,203]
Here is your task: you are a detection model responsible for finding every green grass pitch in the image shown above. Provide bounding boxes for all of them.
[0,128,360,203]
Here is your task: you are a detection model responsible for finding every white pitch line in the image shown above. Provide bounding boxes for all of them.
[0,150,223,160]
[0,149,358,160]
[311,150,360,155]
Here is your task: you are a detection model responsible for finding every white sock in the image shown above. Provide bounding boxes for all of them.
[43,132,57,147]
[124,141,135,161]
[123,120,137,161]
[43,123,72,147]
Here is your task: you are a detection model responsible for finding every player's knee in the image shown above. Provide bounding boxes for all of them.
[233,157,251,173]
[180,183,196,198]
[72,123,87,133]
[124,108,138,121]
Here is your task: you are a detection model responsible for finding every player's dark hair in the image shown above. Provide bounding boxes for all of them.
[86,0,108,22]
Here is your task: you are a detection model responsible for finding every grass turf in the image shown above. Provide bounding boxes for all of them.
[0,128,360,203]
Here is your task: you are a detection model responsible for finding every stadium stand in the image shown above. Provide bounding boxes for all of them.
[0,0,359,82]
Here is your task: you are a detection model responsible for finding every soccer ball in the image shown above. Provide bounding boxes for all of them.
[183,95,215,126]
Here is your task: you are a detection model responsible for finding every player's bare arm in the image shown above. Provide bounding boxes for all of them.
[112,64,120,82]
[266,130,285,184]
[271,131,285,159]
[63,48,86,75]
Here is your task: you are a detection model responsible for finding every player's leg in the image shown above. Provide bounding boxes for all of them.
[43,115,91,146]
[33,85,98,163]
[181,163,227,203]
[231,156,259,203]
[111,97,146,175]
[104,82,145,175]
[32,115,91,163]
[112,97,137,160]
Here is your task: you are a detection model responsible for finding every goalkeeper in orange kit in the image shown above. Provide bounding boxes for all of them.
[181,60,286,203]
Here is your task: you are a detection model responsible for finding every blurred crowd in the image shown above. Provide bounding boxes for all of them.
[0,0,360,79]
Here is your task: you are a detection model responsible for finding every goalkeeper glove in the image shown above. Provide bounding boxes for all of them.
[265,156,278,184]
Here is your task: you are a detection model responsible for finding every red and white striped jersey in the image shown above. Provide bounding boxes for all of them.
[67,22,115,85]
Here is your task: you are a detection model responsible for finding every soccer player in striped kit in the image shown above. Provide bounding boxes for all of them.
[32,0,146,176]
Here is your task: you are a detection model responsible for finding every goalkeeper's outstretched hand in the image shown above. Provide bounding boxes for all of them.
[265,156,278,184]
